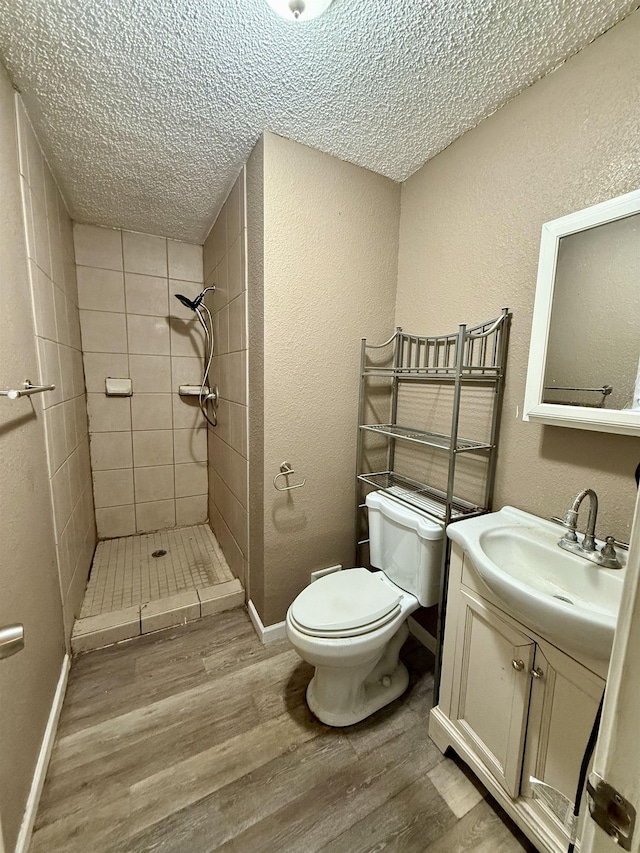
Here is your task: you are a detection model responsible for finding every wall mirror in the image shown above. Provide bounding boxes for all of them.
[524,188,640,436]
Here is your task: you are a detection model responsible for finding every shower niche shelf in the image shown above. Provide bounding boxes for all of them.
[355,308,511,695]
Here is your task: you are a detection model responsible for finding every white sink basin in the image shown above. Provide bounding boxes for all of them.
[447,506,626,660]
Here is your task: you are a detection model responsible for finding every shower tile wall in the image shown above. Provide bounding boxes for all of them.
[74,224,208,538]
[15,97,96,639]
[203,170,248,584]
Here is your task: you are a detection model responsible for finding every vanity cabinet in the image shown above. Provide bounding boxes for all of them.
[431,543,606,853]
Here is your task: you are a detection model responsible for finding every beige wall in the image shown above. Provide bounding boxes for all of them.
[15,98,96,639]
[0,67,66,851]
[396,11,640,541]
[250,132,400,625]
[203,171,249,585]
[74,224,207,537]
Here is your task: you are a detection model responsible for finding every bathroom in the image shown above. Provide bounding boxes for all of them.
[1,1,639,851]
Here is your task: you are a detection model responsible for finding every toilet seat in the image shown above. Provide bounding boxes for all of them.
[290,567,402,638]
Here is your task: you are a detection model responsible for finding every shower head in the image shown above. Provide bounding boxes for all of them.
[174,292,203,311]
[174,286,215,312]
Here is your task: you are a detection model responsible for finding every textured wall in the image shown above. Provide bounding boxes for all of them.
[0,67,65,852]
[203,171,249,585]
[74,224,207,537]
[252,132,400,625]
[0,0,636,242]
[16,97,96,639]
[396,11,640,541]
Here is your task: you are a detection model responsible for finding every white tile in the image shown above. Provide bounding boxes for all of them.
[83,352,129,394]
[173,426,207,463]
[45,403,67,473]
[95,504,136,538]
[134,465,175,503]
[131,393,172,430]
[132,430,173,467]
[171,355,203,389]
[20,179,36,262]
[15,96,29,177]
[32,193,51,277]
[169,318,205,358]
[51,462,72,539]
[227,234,244,301]
[123,231,167,277]
[128,354,172,393]
[36,337,63,407]
[228,294,245,353]
[136,499,176,533]
[90,432,133,470]
[71,607,141,653]
[31,264,57,341]
[198,579,244,617]
[175,462,208,498]
[127,314,170,356]
[53,284,69,346]
[93,468,134,508]
[87,394,131,432]
[80,309,128,353]
[172,393,204,429]
[125,272,169,316]
[167,241,203,283]
[225,176,243,244]
[25,122,46,200]
[141,591,200,633]
[176,494,208,526]
[74,224,123,271]
[77,267,125,312]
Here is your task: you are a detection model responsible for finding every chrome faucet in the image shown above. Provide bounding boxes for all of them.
[558,489,622,569]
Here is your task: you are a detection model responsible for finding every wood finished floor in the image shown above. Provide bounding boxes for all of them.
[31,609,538,853]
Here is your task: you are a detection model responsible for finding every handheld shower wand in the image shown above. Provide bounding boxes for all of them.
[174,286,217,427]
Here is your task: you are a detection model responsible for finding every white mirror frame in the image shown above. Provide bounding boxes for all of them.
[524,187,640,436]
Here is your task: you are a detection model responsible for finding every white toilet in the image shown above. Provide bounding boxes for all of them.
[286,490,444,727]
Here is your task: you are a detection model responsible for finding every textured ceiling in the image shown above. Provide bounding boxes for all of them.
[0,0,637,242]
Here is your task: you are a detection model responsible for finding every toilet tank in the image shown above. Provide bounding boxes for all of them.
[365,491,444,607]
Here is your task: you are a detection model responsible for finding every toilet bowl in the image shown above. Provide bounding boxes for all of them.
[286,492,443,727]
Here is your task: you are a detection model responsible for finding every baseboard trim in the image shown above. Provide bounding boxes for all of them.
[247,600,287,645]
[408,615,437,653]
[15,653,70,853]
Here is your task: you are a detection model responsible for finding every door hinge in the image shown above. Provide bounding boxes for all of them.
[587,772,636,850]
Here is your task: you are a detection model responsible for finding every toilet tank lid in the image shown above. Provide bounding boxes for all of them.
[365,491,444,540]
[290,568,401,632]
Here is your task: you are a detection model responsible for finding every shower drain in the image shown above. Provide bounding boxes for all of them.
[553,594,573,605]
[152,549,167,558]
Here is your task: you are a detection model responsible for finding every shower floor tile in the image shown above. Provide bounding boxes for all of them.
[80,524,235,619]
[72,525,243,653]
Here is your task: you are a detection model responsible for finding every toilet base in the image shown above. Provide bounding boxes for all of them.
[306,660,410,727]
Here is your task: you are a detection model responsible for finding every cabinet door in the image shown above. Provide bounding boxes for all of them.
[452,590,535,797]
[521,639,605,837]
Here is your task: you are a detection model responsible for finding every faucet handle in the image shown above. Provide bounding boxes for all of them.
[601,536,618,560]
[600,536,623,569]
[562,509,579,542]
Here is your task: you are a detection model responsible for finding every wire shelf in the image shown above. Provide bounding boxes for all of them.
[359,424,493,453]
[358,472,485,523]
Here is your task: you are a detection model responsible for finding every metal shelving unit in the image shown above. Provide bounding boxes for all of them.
[355,308,511,695]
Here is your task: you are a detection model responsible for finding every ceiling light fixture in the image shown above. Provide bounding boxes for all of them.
[265,0,333,21]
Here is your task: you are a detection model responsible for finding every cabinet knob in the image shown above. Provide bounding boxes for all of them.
[531,667,544,680]
[511,659,525,672]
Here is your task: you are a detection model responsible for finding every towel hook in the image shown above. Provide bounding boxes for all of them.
[273,461,306,492]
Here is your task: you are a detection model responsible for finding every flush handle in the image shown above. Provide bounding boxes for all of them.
[0,624,24,660]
